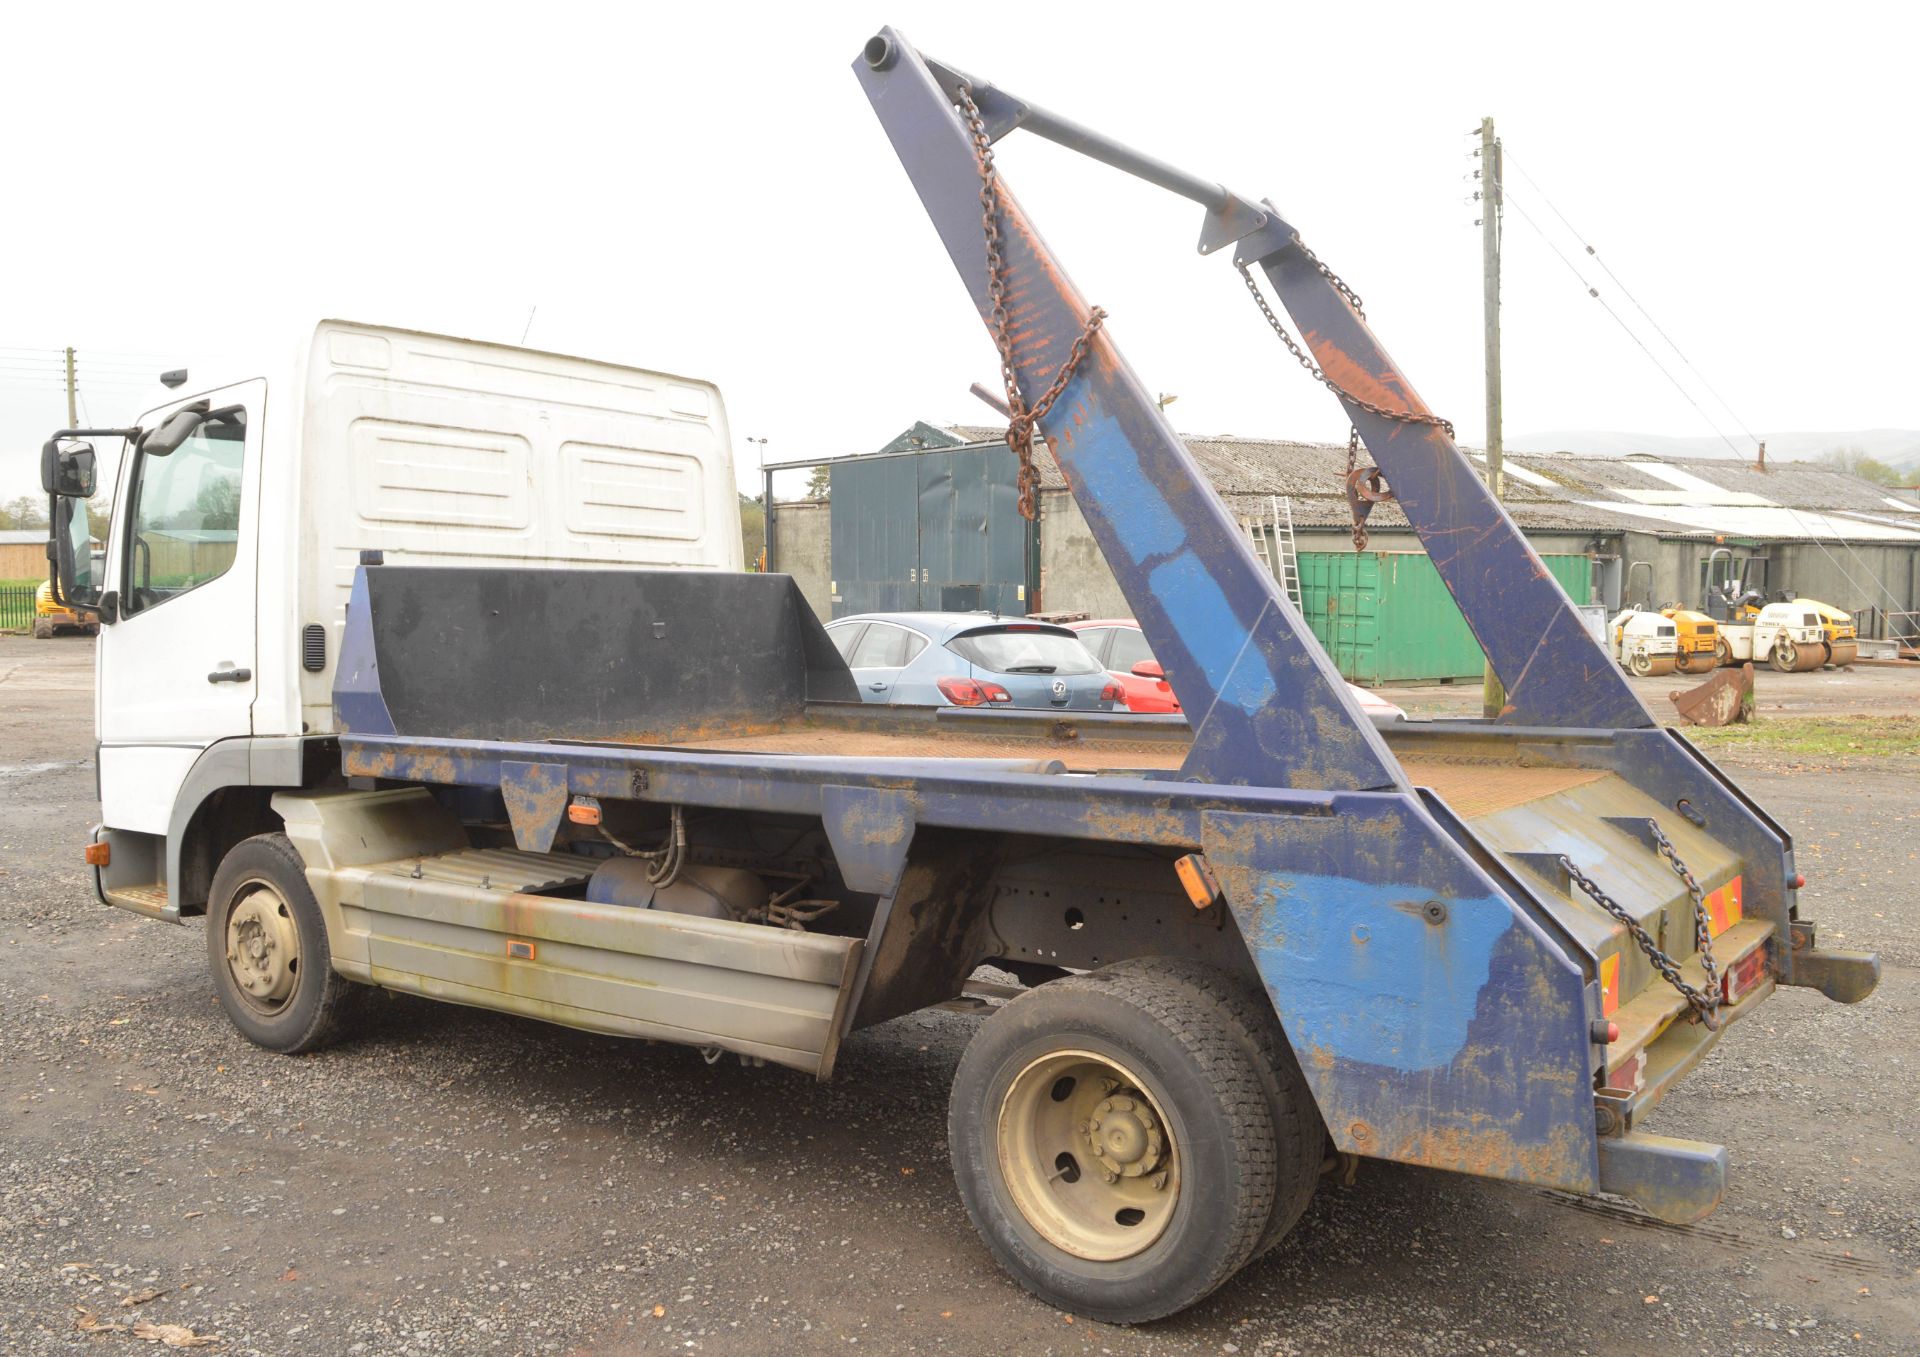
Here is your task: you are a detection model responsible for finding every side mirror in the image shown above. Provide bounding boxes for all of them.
[40,439,97,498]
[48,495,102,614]
[1130,660,1165,680]
[143,403,209,457]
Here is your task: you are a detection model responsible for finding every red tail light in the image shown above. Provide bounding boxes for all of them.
[938,677,1012,706]
[1723,945,1770,1005]
[1099,681,1123,705]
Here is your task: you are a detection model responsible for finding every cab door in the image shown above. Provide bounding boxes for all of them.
[96,380,264,835]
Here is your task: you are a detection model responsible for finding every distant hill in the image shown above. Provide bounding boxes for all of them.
[1508,429,1920,472]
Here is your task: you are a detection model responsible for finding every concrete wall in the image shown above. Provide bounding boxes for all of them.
[1035,490,1129,616]
[1774,542,1919,620]
[1616,534,1920,621]
[769,499,833,622]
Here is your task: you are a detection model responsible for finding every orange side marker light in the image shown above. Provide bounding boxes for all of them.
[84,842,110,867]
[1173,853,1221,910]
[506,940,536,961]
[567,797,603,826]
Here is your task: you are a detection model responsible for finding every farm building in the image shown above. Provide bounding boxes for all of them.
[765,425,1920,683]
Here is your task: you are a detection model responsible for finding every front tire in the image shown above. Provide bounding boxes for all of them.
[206,833,361,1053]
[949,965,1278,1322]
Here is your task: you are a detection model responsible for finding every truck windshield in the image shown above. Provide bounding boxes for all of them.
[948,627,1101,675]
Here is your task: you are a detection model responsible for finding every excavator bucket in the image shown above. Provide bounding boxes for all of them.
[1670,662,1755,727]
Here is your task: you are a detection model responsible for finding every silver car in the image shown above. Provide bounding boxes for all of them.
[826,612,1119,711]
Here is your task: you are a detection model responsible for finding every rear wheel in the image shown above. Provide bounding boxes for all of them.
[1714,636,1734,667]
[1094,958,1326,1258]
[1627,649,1655,677]
[949,964,1278,1322]
[207,833,362,1053]
[32,618,53,640]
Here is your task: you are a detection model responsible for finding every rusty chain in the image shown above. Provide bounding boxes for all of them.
[1559,819,1722,1031]
[1235,250,1455,550]
[957,83,1107,520]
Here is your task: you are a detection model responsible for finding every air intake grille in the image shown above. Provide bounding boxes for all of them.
[302,624,327,673]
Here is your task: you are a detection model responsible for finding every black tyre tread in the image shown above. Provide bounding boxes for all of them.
[1093,957,1326,1257]
[984,964,1279,1312]
[207,833,362,1054]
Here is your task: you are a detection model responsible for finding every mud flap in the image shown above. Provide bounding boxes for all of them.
[1596,1132,1727,1225]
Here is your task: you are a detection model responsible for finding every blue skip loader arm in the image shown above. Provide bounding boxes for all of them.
[855,29,1650,754]
[850,28,1875,1222]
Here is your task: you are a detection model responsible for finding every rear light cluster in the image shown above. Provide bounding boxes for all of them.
[1100,682,1124,706]
[1722,945,1770,1006]
[937,676,1012,706]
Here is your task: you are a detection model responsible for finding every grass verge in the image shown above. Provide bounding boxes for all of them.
[1687,715,1920,759]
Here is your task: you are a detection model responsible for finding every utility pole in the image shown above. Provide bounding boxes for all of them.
[64,347,78,427]
[1479,117,1506,719]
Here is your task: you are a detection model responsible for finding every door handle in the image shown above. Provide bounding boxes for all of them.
[868,682,889,691]
[207,667,252,684]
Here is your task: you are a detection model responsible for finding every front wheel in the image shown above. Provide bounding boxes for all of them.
[948,966,1278,1323]
[1770,638,1799,673]
[1627,649,1655,677]
[206,833,362,1053]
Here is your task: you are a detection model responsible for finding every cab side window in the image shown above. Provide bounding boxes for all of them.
[122,410,246,617]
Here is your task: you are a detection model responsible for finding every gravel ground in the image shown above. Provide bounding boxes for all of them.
[1,633,1915,1355]
[1390,660,1920,723]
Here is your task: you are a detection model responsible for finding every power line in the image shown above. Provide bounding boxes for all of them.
[1498,179,1747,457]
[1496,146,1909,614]
[1501,149,1761,446]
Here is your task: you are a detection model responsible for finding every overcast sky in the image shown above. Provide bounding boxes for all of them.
[3,1,1914,505]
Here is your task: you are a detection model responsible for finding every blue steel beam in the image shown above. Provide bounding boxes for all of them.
[856,30,1403,793]
[1236,217,1652,729]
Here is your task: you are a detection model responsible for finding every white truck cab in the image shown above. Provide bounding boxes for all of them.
[41,320,741,920]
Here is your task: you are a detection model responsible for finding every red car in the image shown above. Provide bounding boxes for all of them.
[1067,618,1406,720]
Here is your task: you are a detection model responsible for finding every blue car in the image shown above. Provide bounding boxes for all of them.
[825,613,1120,711]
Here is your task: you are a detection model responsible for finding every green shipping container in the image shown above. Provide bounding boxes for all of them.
[1296,550,1593,683]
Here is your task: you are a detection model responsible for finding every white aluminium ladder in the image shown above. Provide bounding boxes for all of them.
[1243,496,1302,608]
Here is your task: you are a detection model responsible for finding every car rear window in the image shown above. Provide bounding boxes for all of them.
[948,626,1102,675]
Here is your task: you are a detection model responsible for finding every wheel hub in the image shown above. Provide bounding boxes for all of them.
[1086,1095,1165,1178]
[226,886,299,1009]
[996,1050,1181,1261]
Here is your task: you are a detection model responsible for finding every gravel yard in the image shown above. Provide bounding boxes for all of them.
[2,634,1916,1355]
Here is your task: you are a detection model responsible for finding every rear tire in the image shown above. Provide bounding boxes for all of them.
[1093,958,1326,1258]
[1714,636,1733,667]
[32,618,53,640]
[949,963,1278,1323]
[207,833,362,1054]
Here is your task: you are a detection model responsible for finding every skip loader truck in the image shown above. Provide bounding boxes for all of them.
[39,31,1878,1323]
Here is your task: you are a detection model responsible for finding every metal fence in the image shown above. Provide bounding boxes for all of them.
[0,584,38,631]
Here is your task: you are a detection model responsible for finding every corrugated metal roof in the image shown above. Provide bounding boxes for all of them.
[941,424,1920,542]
